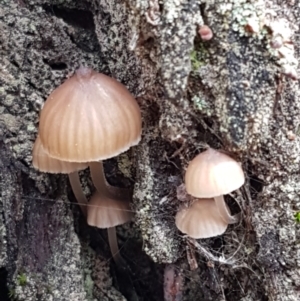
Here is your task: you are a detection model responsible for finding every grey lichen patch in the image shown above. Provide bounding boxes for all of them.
[117,153,133,179]
[159,99,197,144]
[92,0,144,94]
[252,175,300,300]
[126,0,162,91]
[197,0,277,150]
[160,0,202,108]
[133,102,181,263]
[230,0,298,80]
[191,95,212,116]
[0,113,21,134]
[229,0,265,36]
[242,80,300,300]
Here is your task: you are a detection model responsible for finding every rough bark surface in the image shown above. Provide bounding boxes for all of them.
[0,0,299,301]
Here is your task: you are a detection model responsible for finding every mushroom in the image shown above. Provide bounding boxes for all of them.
[88,191,133,265]
[185,148,245,224]
[198,25,213,41]
[37,66,142,200]
[175,199,228,239]
[32,136,88,216]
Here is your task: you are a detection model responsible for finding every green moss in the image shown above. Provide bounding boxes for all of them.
[190,43,208,71]
[17,273,27,286]
[82,268,94,301]
[294,212,300,223]
[8,288,16,300]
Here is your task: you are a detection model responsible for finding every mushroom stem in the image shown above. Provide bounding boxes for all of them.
[89,161,109,193]
[89,162,130,267]
[89,161,130,201]
[68,172,88,216]
[107,226,126,266]
[214,195,239,224]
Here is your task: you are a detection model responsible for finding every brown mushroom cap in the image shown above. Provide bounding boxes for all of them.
[185,148,245,198]
[198,25,213,41]
[87,191,133,228]
[38,67,142,162]
[32,136,88,174]
[175,198,228,239]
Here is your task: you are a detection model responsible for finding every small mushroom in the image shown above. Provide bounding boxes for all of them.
[32,136,88,216]
[87,191,133,265]
[185,148,245,224]
[175,199,228,239]
[37,66,142,201]
[198,25,213,41]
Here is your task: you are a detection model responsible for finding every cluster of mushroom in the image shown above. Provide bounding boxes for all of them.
[32,66,246,266]
[32,67,141,264]
[175,148,245,239]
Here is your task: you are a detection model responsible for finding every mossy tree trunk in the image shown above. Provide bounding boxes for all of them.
[0,0,299,301]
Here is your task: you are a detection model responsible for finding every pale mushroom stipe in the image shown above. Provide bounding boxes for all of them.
[88,191,133,265]
[32,136,88,216]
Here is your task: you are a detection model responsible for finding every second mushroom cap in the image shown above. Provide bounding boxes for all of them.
[32,136,88,174]
[87,191,133,228]
[175,198,228,239]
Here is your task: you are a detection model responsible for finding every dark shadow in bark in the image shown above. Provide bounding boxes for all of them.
[0,268,10,301]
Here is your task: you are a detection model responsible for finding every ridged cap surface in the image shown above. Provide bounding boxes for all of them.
[39,67,142,162]
[32,136,88,174]
[175,198,228,239]
[87,191,133,228]
[185,148,245,198]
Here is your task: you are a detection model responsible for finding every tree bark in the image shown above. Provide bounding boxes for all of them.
[0,0,299,301]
